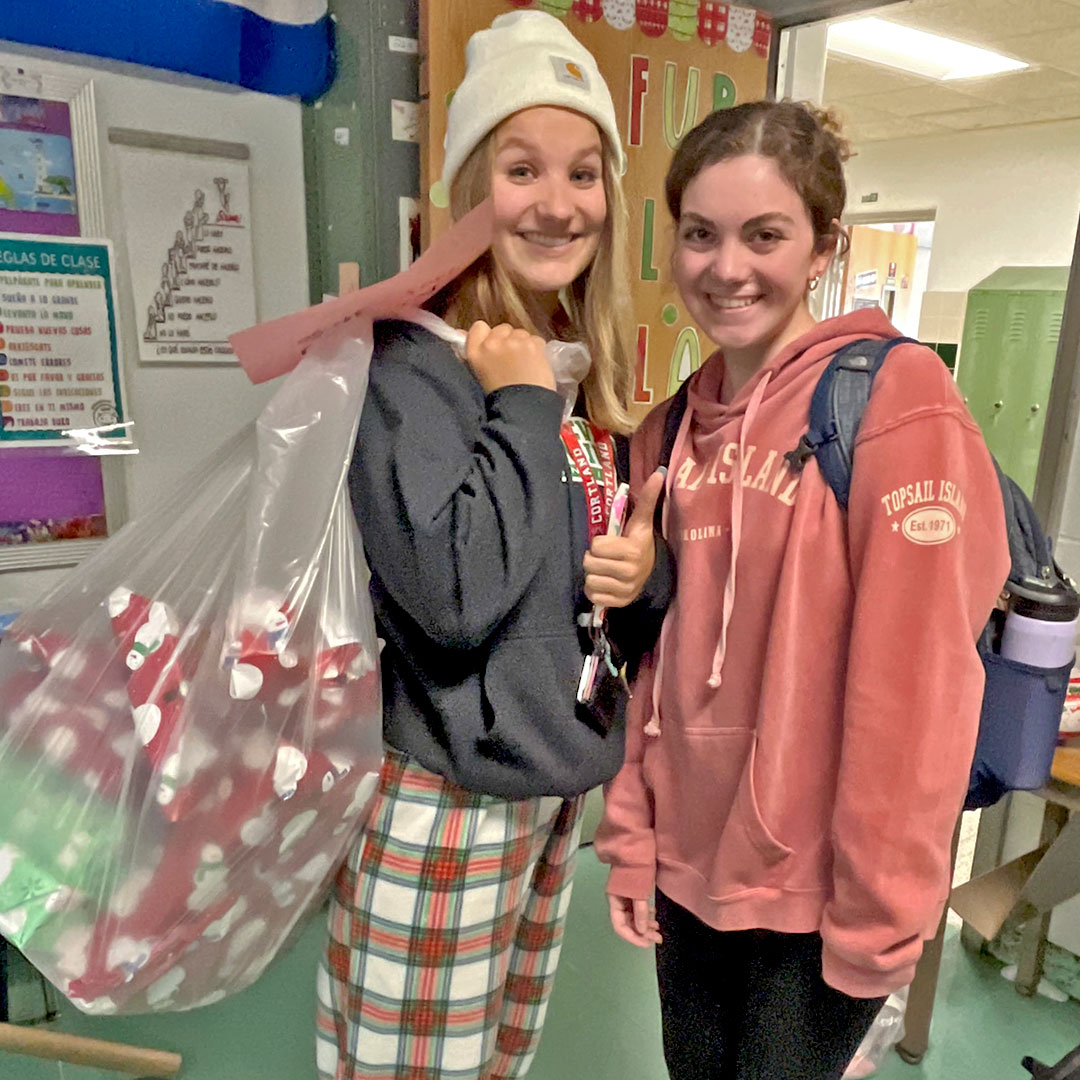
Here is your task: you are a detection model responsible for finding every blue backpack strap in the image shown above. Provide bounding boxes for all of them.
[784,337,917,510]
[658,376,692,471]
[653,376,692,529]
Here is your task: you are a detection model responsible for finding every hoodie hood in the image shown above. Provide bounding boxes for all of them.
[688,308,900,423]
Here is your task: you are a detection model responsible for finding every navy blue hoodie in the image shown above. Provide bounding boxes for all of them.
[347,319,672,798]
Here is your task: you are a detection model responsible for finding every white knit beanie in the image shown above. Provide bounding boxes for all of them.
[440,11,625,193]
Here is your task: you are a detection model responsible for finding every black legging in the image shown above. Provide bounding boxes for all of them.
[655,891,887,1080]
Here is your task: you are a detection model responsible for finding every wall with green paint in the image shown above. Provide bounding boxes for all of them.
[303,0,419,303]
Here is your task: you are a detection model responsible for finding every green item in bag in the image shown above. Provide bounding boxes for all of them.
[0,752,128,948]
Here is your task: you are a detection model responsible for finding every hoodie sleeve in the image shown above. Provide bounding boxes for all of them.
[820,347,1010,999]
[595,404,671,900]
[348,321,566,650]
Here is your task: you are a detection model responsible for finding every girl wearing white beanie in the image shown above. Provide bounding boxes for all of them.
[315,12,671,1080]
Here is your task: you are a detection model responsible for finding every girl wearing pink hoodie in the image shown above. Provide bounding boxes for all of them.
[593,102,1010,1079]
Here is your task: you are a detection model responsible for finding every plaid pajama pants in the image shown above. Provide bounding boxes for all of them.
[316,748,584,1080]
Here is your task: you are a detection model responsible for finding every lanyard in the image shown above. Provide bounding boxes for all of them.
[560,421,616,544]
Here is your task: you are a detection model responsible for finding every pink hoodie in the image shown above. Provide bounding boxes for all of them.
[595,309,1010,999]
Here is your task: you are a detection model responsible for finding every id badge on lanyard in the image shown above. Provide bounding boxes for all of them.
[560,423,629,712]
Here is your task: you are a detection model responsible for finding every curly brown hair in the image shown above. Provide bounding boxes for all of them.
[665,100,853,255]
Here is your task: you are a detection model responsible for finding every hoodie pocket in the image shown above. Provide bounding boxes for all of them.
[477,633,623,785]
[736,736,794,865]
[646,727,752,876]
[647,728,794,897]
[707,735,794,897]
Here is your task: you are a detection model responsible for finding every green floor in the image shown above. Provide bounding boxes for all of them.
[2,849,1078,1080]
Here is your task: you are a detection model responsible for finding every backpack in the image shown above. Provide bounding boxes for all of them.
[658,337,1077,810]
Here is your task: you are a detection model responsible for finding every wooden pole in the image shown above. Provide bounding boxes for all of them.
[0,1022,182,1077]
[338,261,360,296]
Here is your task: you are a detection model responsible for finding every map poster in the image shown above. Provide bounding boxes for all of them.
[116,147,256,363]
[0,94,80,237]
[0,234,124,444]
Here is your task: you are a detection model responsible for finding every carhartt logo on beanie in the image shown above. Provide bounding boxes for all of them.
[440,11,624,193]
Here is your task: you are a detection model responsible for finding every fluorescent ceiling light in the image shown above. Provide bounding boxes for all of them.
[827,17,1029,81]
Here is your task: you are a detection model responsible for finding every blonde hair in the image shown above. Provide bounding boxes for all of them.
[436,123,634,434]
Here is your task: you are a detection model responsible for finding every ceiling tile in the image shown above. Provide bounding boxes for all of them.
[832,100,898,128]
[826,0,1080,136]
[851,115,950,143]
[954,65,1080,103]
[1013,93,1080,121]
[923,103,1036,129]
[997,27,1080,75]
[849,83,988,117]
[823,56,927,99]
[880,0,1080,46]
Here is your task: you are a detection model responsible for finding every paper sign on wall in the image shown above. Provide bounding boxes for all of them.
[116,146,256,363]
[0,234,124,444]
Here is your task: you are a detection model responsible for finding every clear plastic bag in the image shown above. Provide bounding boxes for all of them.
[843,986,909,1078]
[400,306,591,422]
[0,319,384,1015]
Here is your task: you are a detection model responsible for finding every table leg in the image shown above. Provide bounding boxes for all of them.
[0,938,7,1023]
[897,816,963,1065]
[961,799,1011,955]
[1015,801,1069,998]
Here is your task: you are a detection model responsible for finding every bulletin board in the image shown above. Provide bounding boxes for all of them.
[421,1,772,421]
[0,59,125,573]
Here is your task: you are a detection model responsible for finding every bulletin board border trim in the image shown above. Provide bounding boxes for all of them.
[0,57,108,238]
[107,129,250,161]
[0,537,105,572]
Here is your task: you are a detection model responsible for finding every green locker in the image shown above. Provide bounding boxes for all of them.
[956,266,1069,496]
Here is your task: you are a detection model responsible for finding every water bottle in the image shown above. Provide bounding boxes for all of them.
[986,579,1080,793]
[1000,584,1080,669]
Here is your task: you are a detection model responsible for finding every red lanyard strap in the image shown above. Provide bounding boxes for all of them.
[561,422,616,543]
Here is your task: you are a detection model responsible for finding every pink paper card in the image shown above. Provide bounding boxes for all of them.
[230,200,494,384]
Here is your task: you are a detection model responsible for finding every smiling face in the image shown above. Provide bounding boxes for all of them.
[488,106,607,302]
[672,153,836,370]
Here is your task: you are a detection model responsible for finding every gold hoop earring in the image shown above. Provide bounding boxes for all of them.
[808,276,821,291]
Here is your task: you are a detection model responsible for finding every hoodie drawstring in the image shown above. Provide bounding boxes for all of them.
[644,369,772,737]
[708,371,771,689]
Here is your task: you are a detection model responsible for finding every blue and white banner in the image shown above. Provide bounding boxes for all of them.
[0,0,335,101]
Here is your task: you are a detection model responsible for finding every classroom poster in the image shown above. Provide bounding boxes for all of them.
[0,94,80,237]
[421,1,772,420]
[115,147,256,363]
[0,234,123,444]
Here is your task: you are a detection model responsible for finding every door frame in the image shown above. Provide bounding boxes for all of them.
[1034,210,1080,530]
